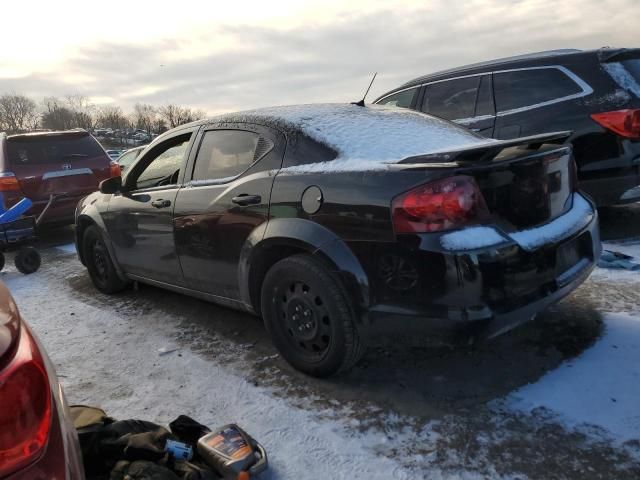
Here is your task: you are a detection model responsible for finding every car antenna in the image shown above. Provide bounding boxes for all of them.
[352,72,377,107]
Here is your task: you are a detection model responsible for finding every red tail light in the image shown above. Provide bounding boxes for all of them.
[109,161,121,178]
[392,175,490,233]
[591,109,640,138]
[0,326,52,476]
[0,172,22,192]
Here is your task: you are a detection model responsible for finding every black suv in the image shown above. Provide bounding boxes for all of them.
[375,48,640,206]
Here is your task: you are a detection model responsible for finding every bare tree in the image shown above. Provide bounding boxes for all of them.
[65,95,96,130]
[96,105,130,130]
[158,104,206,129]
[42,97,74,130]
[0,94,39,133]
[132,103,157,133]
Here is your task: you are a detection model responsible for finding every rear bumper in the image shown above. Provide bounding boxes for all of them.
[359,193,601,344]
[25,194,86,224]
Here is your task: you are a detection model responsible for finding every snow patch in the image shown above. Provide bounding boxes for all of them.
[506,313,640,441]
[603,63,640,98]
[510,194,593,251]
[56,243,77,254]
[583,88,631,106]
[440,226,506,251]
[219,104,488,172]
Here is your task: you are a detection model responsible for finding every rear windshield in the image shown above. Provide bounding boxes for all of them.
[622,59,640,81]
[7,134,105,166]
[602,59,640,98]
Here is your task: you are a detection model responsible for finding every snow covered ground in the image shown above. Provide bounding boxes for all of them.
[3,225,640,478]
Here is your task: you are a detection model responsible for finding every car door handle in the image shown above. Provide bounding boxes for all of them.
[151,199,171,208]
[232,194,261,206]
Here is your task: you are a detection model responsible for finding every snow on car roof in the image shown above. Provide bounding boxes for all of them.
[210,103,487,172]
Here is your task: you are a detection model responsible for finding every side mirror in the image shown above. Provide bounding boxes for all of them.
[99,176,122,194]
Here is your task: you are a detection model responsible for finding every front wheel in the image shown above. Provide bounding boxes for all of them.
[15,247,41,274]
[82,226,128,294]
[261,254,364,377]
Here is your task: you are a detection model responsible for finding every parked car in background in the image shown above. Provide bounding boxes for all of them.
[375,47,640,206]
[106,149,123,161]
[0,281,84,479]
[0,129,120,224]
[115,146,144,171]
[75,104,599,377]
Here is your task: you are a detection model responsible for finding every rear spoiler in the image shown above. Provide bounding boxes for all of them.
[399,131,572,165]
[597,47,640,63]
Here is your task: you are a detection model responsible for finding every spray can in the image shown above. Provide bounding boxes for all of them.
[197,424,267,479]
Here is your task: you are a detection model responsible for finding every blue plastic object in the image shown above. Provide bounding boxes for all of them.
[0,198,33,224]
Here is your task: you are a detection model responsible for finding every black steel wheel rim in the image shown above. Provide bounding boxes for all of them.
[91,239,109,284]
[273,280,332,360]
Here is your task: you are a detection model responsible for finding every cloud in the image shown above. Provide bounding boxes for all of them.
[0,0,638,115]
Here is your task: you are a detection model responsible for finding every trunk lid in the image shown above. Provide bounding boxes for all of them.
[5,131,111,201]
[399,132,575,230]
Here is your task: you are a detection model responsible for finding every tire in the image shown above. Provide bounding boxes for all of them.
[15,247,41,274]
[261,254,364,377]
[0,252,4,272]
[82,225,128,294]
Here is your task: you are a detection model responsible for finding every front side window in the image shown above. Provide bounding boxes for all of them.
[192,130,262,182]
[117,150,141,169]
[376,88,418,108]
[135,134,191,189]
[494,68,582,113]
[422,77,480,120]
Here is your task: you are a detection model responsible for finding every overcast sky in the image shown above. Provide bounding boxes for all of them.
[0,0,637,115]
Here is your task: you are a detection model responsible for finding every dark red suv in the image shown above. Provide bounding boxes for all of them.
[0,130,119,224]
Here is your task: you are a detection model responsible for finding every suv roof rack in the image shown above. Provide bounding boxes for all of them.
[399,48,584,88]
[7,128,88,139]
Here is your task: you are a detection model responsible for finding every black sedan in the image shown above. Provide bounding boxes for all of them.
[75,104,600,376]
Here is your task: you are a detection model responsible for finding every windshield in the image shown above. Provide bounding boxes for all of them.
[7,134,105,166]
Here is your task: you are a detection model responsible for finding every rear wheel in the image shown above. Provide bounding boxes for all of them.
[15,247,41,274]
[82,226,128,294]
[261,254,364,377]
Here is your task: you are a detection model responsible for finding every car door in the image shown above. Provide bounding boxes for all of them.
[173,123,285,299]
[421,75,496,137]
[103,129,196,285]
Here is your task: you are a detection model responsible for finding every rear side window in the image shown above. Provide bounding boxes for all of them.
[422,77,480,120]
[192,130,264,182]
[6,135,105,166]
[377,88,418,108]
[494,68,582,112]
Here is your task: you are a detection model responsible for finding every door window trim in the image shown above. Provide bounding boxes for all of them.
[123,128,197,193]
[375,65,593,120]
[184,124,275,188]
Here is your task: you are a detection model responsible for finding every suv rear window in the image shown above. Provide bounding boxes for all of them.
[7,134,105,166]
[494,68,582,113]
[422,77,480,120]
[622,59,640,80]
